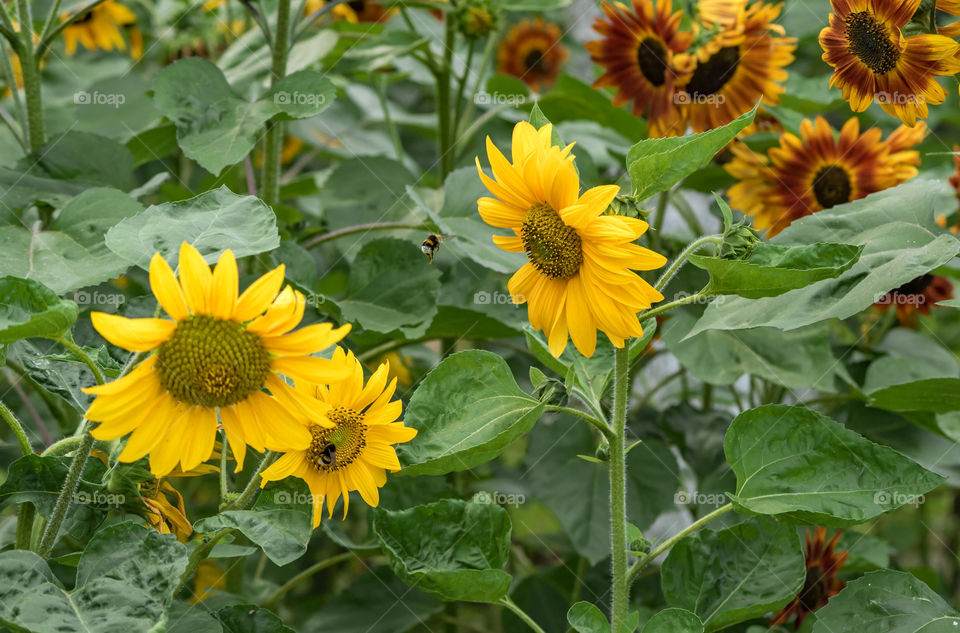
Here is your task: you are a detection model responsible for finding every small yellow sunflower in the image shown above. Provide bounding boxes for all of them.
[725,116,924,235]
[476,121,666,358]
[259,348,417,527]
[819,0,960,126]
[497,18,569,92]
[586,0,694,137]
[677,2,796,133]
[83,242,352,477]
[62,1,137,55]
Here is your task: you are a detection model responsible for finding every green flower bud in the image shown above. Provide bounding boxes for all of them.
[456,0,499,39]
[719,221,761,260]
[604,195,651,220]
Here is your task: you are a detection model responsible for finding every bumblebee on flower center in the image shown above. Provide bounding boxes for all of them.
[307,406,367,473]
[521,204,583,280]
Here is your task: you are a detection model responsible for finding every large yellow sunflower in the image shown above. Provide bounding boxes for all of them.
[259,348,417,527]
[475,121,666,358]
[586,0,694,137]
[62,1,137,55]
[83,242,352,477]
[497,18,569,92]
[819,0,960,126]
[725,116,924,235]
[678,2,796,133]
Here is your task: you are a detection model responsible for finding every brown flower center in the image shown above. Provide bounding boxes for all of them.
[812,165,852,209]
[798,564,829,612]
[524,48,547,72]
[894,274,933,296]
[636,37,668,86]
[156,315,270,407]
[521,204,583,280]
[307,407,367,473]
[685,46,740,97]
[845,11,900,74]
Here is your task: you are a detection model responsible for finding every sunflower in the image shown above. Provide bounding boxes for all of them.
[62,1,137,55]
[819,0,960,126]
[497,18,568,92]
[475,121,666,358]
[304,0,394,22]
[83,242,352,477]
[939,0,960,36]
[586,0,693,137]
[725,116,924,235]
[259,348,417,526]
[769,527,848,628]
[677,2,795,133]
[875,274,954,325]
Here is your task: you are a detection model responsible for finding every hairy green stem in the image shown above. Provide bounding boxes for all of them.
[56,336,105,385]
[261,0,292,206]
[15,0,43,151]
[219,431,230,500]
[500,596,548,633]
[608,346,630,630]
[0,399,33,455]
[223,451,274,511]
[2,399,35,550]
[627,503,733,583]
[175,528,234,596]
[37,426,94,556]
[545,404,612,439]
[637,290,714,322]
[452,42,474,137]
[41,435,84,456]
[264,551,355,607]
[654,235,723,292]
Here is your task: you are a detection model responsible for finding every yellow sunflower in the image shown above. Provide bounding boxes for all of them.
[259,348,417,526]
[475,121,666,358]
[62,1,137,55]
[939,0,960,36]
[586,0,694,137]
[678,2,796,133]
[497,18,569,92]
[83,242,352,477]
[303,0,394,22]
[819,0,960,126]
[725,116,924,235]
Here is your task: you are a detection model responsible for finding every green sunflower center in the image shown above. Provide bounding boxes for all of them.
[307,407,367,473]
[636,37,668,87]
[524,48,546,72]
[521,204,583,280]
[845,11,900,74]
[812,165,852,209]
[156,315,270,408]
[685,46,740,97]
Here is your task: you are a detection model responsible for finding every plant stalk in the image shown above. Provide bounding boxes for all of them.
[608,346,630,630]
[15,0,43,151]
[261,0,292,206]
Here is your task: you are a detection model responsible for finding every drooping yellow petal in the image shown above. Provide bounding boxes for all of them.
[91,313,175,352]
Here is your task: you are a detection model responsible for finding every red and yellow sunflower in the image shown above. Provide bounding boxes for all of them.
[875,274,954,325]
[497,18,568,92]
[769,527,848,628]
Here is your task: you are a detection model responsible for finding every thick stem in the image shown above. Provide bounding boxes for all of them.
[56,336,105,385]
[260,0,291,206]
[545,404,612,439]
[608,346,630,630]
[263,551,355,607]
[653,235,723,292]
[41,435,84,457]
[500,596,548,633]
[0,399,33,455]
[223,450,274,511]
[2,399,36,551]
[15,0,43,151]
[219,431,230,500]
[627,503,733,583]
[637,290,713,322]
[37,427,94,556]
[175,528,234,595]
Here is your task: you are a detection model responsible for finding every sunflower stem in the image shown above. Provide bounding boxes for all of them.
[263,550,356,608]
[261,0,291,207]
[37,424,94,557]
[653,234,723,293]
[224,450,275,511]
[457,24,498,139]
[500,596,548,633]
[55,336,105,386]
[437,14,455,177]
[608,346,630,631]
[0,399,34,455]
[219,431,231,500]
[637,289,714,322]
[175,527,234,596]
[626,502,733,583]
[14,0,43,151]
[1,399,36,551]
[375,73,403,162]
[544,404,612,439]
[41,435,84,456]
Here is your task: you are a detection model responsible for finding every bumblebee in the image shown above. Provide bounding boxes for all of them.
[317,442,336,470]
[421,234,441,263]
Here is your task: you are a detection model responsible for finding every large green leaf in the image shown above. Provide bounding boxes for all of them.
[0,522,188,633]
[397,351,545,476]
[0,277,77,343]
[689,181,960,335]
[725,405,944,524]
[689,242,862,299]
[105,186,280,269]
[373,499,512,603]
[626,105,757,200]
[868,378,960,414]
[812,570,960,633]
[661,517,804,632]
[641,609,704,633]
[662,312,837,390]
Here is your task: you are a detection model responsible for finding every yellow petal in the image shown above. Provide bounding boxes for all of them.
[209,249,238,320]
[178,242,213,315]
[234,265,285,322]
[271,355,353,385]
[261,323,351,356]
[150,253,189,321]
[91,313,175,352]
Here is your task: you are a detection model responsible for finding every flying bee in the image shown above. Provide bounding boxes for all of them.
[317,442,336,470]
[421,234,442,263]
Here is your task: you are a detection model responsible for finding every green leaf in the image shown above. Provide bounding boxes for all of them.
[267,70,336,119]
[641,608,704,633]
[106,186,280,270]
[529,103,567,148]
[194,480,313,566]
[725,405,944,524]
[567,601,610,633]
[334,238,441,336]
[626,104,757,200]
[373,499,513,603]
[397,351,545,476]
[868,378,960,414]
[0,522,188,633]
[216,605,295,633]
[689,242,863,299]
[12,339,118,412]
[0,277,78,343]
[811,570,960,633]
[339,30,430,72]
[661,517,804,632]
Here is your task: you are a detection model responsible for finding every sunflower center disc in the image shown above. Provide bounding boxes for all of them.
[156,315,270,407]
[685,46,740,97]
[845,11,900,74]
[636,37,668,86]
[521,204,583,280]
[812,165,852,208]
[524,49,546,72]
[307,407,367,473]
